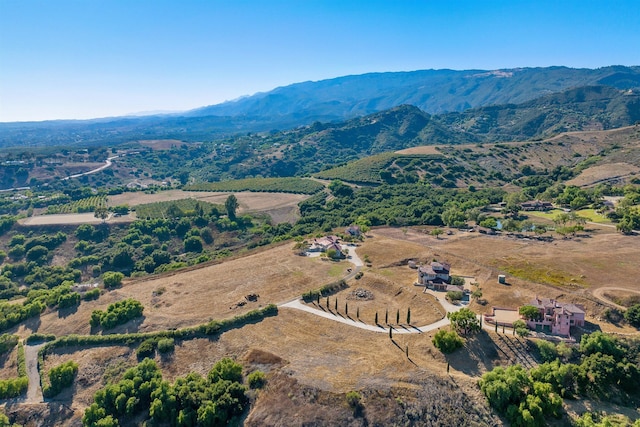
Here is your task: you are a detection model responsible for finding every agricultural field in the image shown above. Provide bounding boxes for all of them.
[185,177,325,194]
[314,153,398,183]
[133,198,221,219]
[44,195,107,215]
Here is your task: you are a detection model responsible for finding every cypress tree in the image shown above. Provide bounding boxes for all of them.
[356,307,360,319]
[375,312,378,324]
[345,302,348,316]
[335,298,338,311]
[396,309,400,324]
[385,309,388,324]
[389,326,392,339]
[407,307,411,324]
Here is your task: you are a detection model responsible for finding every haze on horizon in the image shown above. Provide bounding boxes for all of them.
[1,0,639,123]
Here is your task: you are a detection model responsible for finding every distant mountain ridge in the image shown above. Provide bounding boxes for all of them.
[187,65,640,120]
[0,66,639,148]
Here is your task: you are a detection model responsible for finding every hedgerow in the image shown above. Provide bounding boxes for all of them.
[301,280,348,302]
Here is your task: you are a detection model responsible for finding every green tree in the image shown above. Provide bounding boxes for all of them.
[183,236,203,253]
[26,245,49,263]
[103,271,124,289]
[512,319,530,337]
[624,304,640,327]
[225,194,239,220]
[431,228,443,239]
[447,308,480,335]
[432,329,464,353]
[94,207,109,223]
[519,305,542,321]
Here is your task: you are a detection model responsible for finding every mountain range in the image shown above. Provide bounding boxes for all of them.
[0,66,639,148]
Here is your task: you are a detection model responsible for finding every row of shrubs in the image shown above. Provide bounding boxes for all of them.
[301,280,348,302]
[136,337,175,359]
[0,342,28,399]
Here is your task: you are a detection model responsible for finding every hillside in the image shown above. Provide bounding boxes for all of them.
[1,66,640,149]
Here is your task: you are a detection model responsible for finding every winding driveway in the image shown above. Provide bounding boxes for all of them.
[280,244,464,333]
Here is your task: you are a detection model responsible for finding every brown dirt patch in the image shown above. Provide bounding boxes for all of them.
[305,270,445,326]
[395,145,441,155]
[137,140,190,150]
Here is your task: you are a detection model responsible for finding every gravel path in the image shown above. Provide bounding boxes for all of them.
[24,343,45,403]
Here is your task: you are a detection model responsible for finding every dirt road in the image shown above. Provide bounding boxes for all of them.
[592,287,640,311]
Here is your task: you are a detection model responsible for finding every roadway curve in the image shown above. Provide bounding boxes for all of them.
[592,287,640,311]
[62,155,119,180]
[280,244,464,333]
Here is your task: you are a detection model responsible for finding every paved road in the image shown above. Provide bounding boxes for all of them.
[62,155,119,181]
[280,244,465,334]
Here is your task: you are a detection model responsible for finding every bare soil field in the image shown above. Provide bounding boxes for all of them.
[395,145,441,155]
[18,212,135,226]
[22,244,340,337]
[137,139,191,150]
[108,189,309,223]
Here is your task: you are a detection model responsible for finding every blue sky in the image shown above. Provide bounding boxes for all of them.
[1,0,639,122]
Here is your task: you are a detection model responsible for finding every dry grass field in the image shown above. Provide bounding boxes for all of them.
[566,162,640,187]
[18,244,340,337]
[0,346,18,380]
[372,227,640,334]
[39,306,504,425]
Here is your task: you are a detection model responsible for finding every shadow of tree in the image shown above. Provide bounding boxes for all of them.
[446,331,500,376]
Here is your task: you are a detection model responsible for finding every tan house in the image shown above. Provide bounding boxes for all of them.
[417,261,452,290]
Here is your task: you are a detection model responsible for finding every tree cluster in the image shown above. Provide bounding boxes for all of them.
[90,298,144,330]
[480,332,640,426]
[43,360,79,397]
[83,358,249,427]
